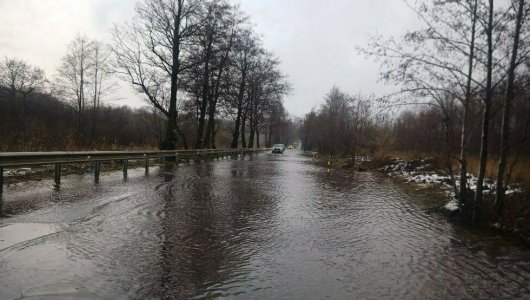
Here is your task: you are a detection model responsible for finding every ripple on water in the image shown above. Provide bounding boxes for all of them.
[1,152,530,299]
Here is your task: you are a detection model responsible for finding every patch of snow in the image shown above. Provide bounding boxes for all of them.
[381,157,525,199]
[506,188,523,195]
[444,199,460,212]
[354,156,372,162]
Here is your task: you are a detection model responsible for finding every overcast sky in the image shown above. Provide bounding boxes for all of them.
[0,0,420,117]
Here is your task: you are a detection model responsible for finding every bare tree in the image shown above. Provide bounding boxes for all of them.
[89,42,115,143]
[55,35,114,145]
[186,0,239,148]
[362,0,521,217]
[0,57,47,147]
[0,57,47,101]
[55,34,94,137]
[495,0,528,217]
[474,0,497,210]
[361,0,483,204]
[459,0,480,204]
[299,87,372,157]
[348,94,372,160]
[245,51,290,148]
[112,0,202,150]
[227,29,260,148]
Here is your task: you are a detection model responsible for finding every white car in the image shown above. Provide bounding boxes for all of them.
[272,144,285,154]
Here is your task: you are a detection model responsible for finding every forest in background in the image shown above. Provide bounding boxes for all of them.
[0,0,296,152]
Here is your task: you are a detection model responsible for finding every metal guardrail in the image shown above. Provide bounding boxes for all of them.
[0,148,267,211]
[0,149,265,168]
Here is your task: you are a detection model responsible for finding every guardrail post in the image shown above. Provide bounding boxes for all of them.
[123,160,128,178]
[94,162,101,182]
[54,163,61,185]
[145,157,149,174]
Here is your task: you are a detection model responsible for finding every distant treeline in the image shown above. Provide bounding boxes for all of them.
[0,82,297,151]
[392,81,530,159]
[0,86,163,151]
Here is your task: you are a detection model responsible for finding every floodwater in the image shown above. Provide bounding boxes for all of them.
[1,151,530,299]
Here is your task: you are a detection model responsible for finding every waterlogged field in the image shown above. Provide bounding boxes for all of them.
[1,151,530,299]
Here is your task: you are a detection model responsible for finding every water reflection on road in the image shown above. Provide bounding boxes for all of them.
[1,151,530,299]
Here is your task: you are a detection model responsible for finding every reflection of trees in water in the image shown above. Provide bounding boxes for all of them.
[155,159,278,298]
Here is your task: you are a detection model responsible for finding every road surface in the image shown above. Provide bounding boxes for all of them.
[1,151,530,299]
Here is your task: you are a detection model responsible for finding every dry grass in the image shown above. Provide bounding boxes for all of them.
[384,150,432,161]
[464,156,498,180]
[510,157,530,184]
[462,156,530,185]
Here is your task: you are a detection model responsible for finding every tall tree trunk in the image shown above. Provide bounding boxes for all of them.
[267,124,273,147]
[204,107,215,148]
[164,76,178,150]
[230,66,247,148]
[195,95,208,149]
[444,115,459,197]
[163,5,183,151]
[203,67,224,149]
[231,108,242,148]
[211,123,217,149]
[256,128,260,148]
[475,0,495,215]
[459,0,478,204]
[248,102,255,148]
[248,123,255,148]
[91,55,100,146]
[195,36,213,149]
[495,0,525,217]
[78,54,85,144]
[241,114,247,149]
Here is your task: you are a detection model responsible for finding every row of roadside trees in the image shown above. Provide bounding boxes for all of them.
[111,0,291,150]
[362,0,530,220]
[301,0,530,223]
[0,0,292,151]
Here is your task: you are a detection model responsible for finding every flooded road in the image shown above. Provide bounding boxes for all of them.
[1,151,530,299]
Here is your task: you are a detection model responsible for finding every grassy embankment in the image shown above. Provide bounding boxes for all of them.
[387,150,530,184]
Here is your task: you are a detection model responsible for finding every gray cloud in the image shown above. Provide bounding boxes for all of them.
[0,0,420,116]
[238,0,420,116]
